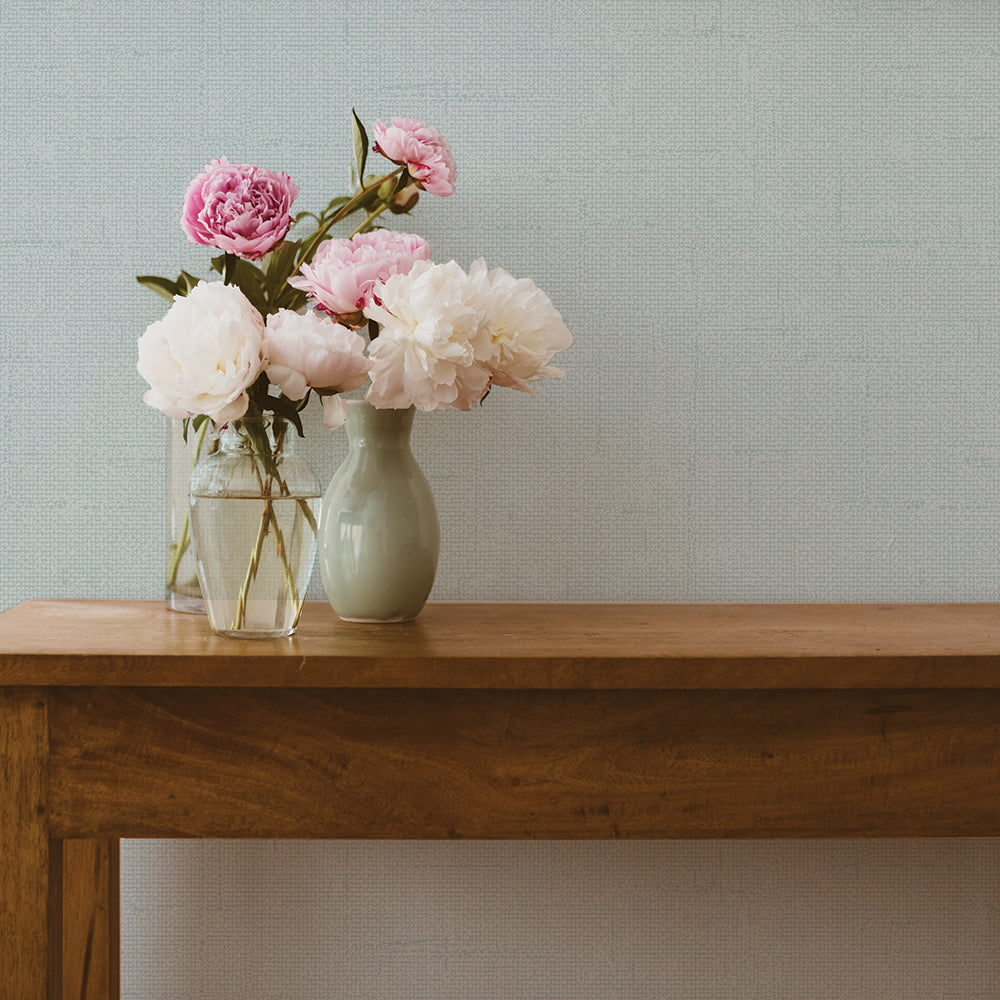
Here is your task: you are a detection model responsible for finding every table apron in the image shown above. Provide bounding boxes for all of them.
[45,686,1000,840]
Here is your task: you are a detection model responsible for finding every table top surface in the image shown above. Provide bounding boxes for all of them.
[3,599,1000,689]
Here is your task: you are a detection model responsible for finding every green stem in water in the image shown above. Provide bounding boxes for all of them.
[235,499,272,630]
[166,418,210,593]
[231,418,315,632]
[296,497,318,535]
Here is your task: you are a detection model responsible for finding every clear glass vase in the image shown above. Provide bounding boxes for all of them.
[165,417,217,613]
[318,401,439,622]
[189,418,321,638]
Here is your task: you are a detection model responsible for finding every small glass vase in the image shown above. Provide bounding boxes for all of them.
[319,401,439,622]
[165,417,217,613]
[189,417,321,638]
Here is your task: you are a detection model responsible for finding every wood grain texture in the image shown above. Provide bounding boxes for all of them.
[60,839,120,1000]
[4,600,1000,688]
[0,688,52,999]
[48,686,1000,839]
[6,601,1000,1000]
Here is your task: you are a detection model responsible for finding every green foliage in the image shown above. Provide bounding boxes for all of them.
[262,390,307,438]
[136,274,179,301]
[352,108,369,188]
[181,412,211,443]
[136,269,204,301]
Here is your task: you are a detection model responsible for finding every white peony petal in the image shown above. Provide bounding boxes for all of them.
[263,309,369,403]
[266,364,309,401]
[321,394,349,428]
[136,281,265,423]
[363,260,490,411]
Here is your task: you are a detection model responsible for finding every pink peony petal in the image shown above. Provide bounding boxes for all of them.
[289,230,430,325]
[180,157,299,260]
[372,118,456,197]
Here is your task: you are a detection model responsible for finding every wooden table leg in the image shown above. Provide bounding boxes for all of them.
[1,688,56,999]
[59,839,120,1000]
[2,692,120,1000]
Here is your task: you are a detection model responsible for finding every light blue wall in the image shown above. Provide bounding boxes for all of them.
[2,2,999,997]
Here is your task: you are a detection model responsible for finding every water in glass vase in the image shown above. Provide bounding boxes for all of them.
[190,494,320,638]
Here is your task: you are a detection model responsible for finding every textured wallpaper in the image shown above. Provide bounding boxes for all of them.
[2,1,999,997]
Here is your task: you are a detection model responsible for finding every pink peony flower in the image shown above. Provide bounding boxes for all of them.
[263,310,370,428]
[372,118,457,197]
[289,230,430,325]
[181,157,299,260]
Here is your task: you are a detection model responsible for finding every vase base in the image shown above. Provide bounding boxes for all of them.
[337,613,416,624]
[211,627,299,639]
[167,593,205,614]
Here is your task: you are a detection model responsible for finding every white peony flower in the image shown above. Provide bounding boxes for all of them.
[464,259,572,392]
[319,394,351,429]
[363,260,491,411]
[137,281,266,424]
[263,309,370,427]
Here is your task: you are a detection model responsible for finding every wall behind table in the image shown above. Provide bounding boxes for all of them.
[2,1,998,997]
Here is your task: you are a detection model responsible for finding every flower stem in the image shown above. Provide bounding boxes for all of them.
[231,417,313,631]
[166,418,210,593]
[235,499,271,629]
[351,201,391,237]
[296,167,406,266]
[296,497,318,535]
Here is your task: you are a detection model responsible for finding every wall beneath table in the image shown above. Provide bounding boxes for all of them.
[2,1,999,997]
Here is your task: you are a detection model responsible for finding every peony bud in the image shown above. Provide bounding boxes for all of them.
[388,181,420,214]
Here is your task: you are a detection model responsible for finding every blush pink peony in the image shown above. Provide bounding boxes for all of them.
[372,118,457,197]
[181,157,299,261]
[263,310,370,428]
[289,230,430,325]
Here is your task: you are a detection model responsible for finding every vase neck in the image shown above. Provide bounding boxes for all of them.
[344,402,415,450]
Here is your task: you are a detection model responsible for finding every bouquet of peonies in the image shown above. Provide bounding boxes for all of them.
[138,112,572,636]
[137,112,573,438]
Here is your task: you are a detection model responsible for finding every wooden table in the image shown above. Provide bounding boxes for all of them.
[3,599,1000,999]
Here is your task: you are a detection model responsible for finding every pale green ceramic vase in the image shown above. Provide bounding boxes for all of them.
[319,401,440,622]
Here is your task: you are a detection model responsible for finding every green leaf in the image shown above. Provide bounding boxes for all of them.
[178,271,202,295]
[316,196,352,228]
[261,391,306,438]
[183,412,211,443]
[273,284,309,313]
[325,194,351,212]
[221,253,269,315]
[352,109,369,189]
[263,244,302,310]
[136,275,180,301]
[262,239,299,281]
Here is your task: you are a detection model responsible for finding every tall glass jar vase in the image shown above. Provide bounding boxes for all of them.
[189,417,321,638]
[319,401,439,622]
[165,417,216,612]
